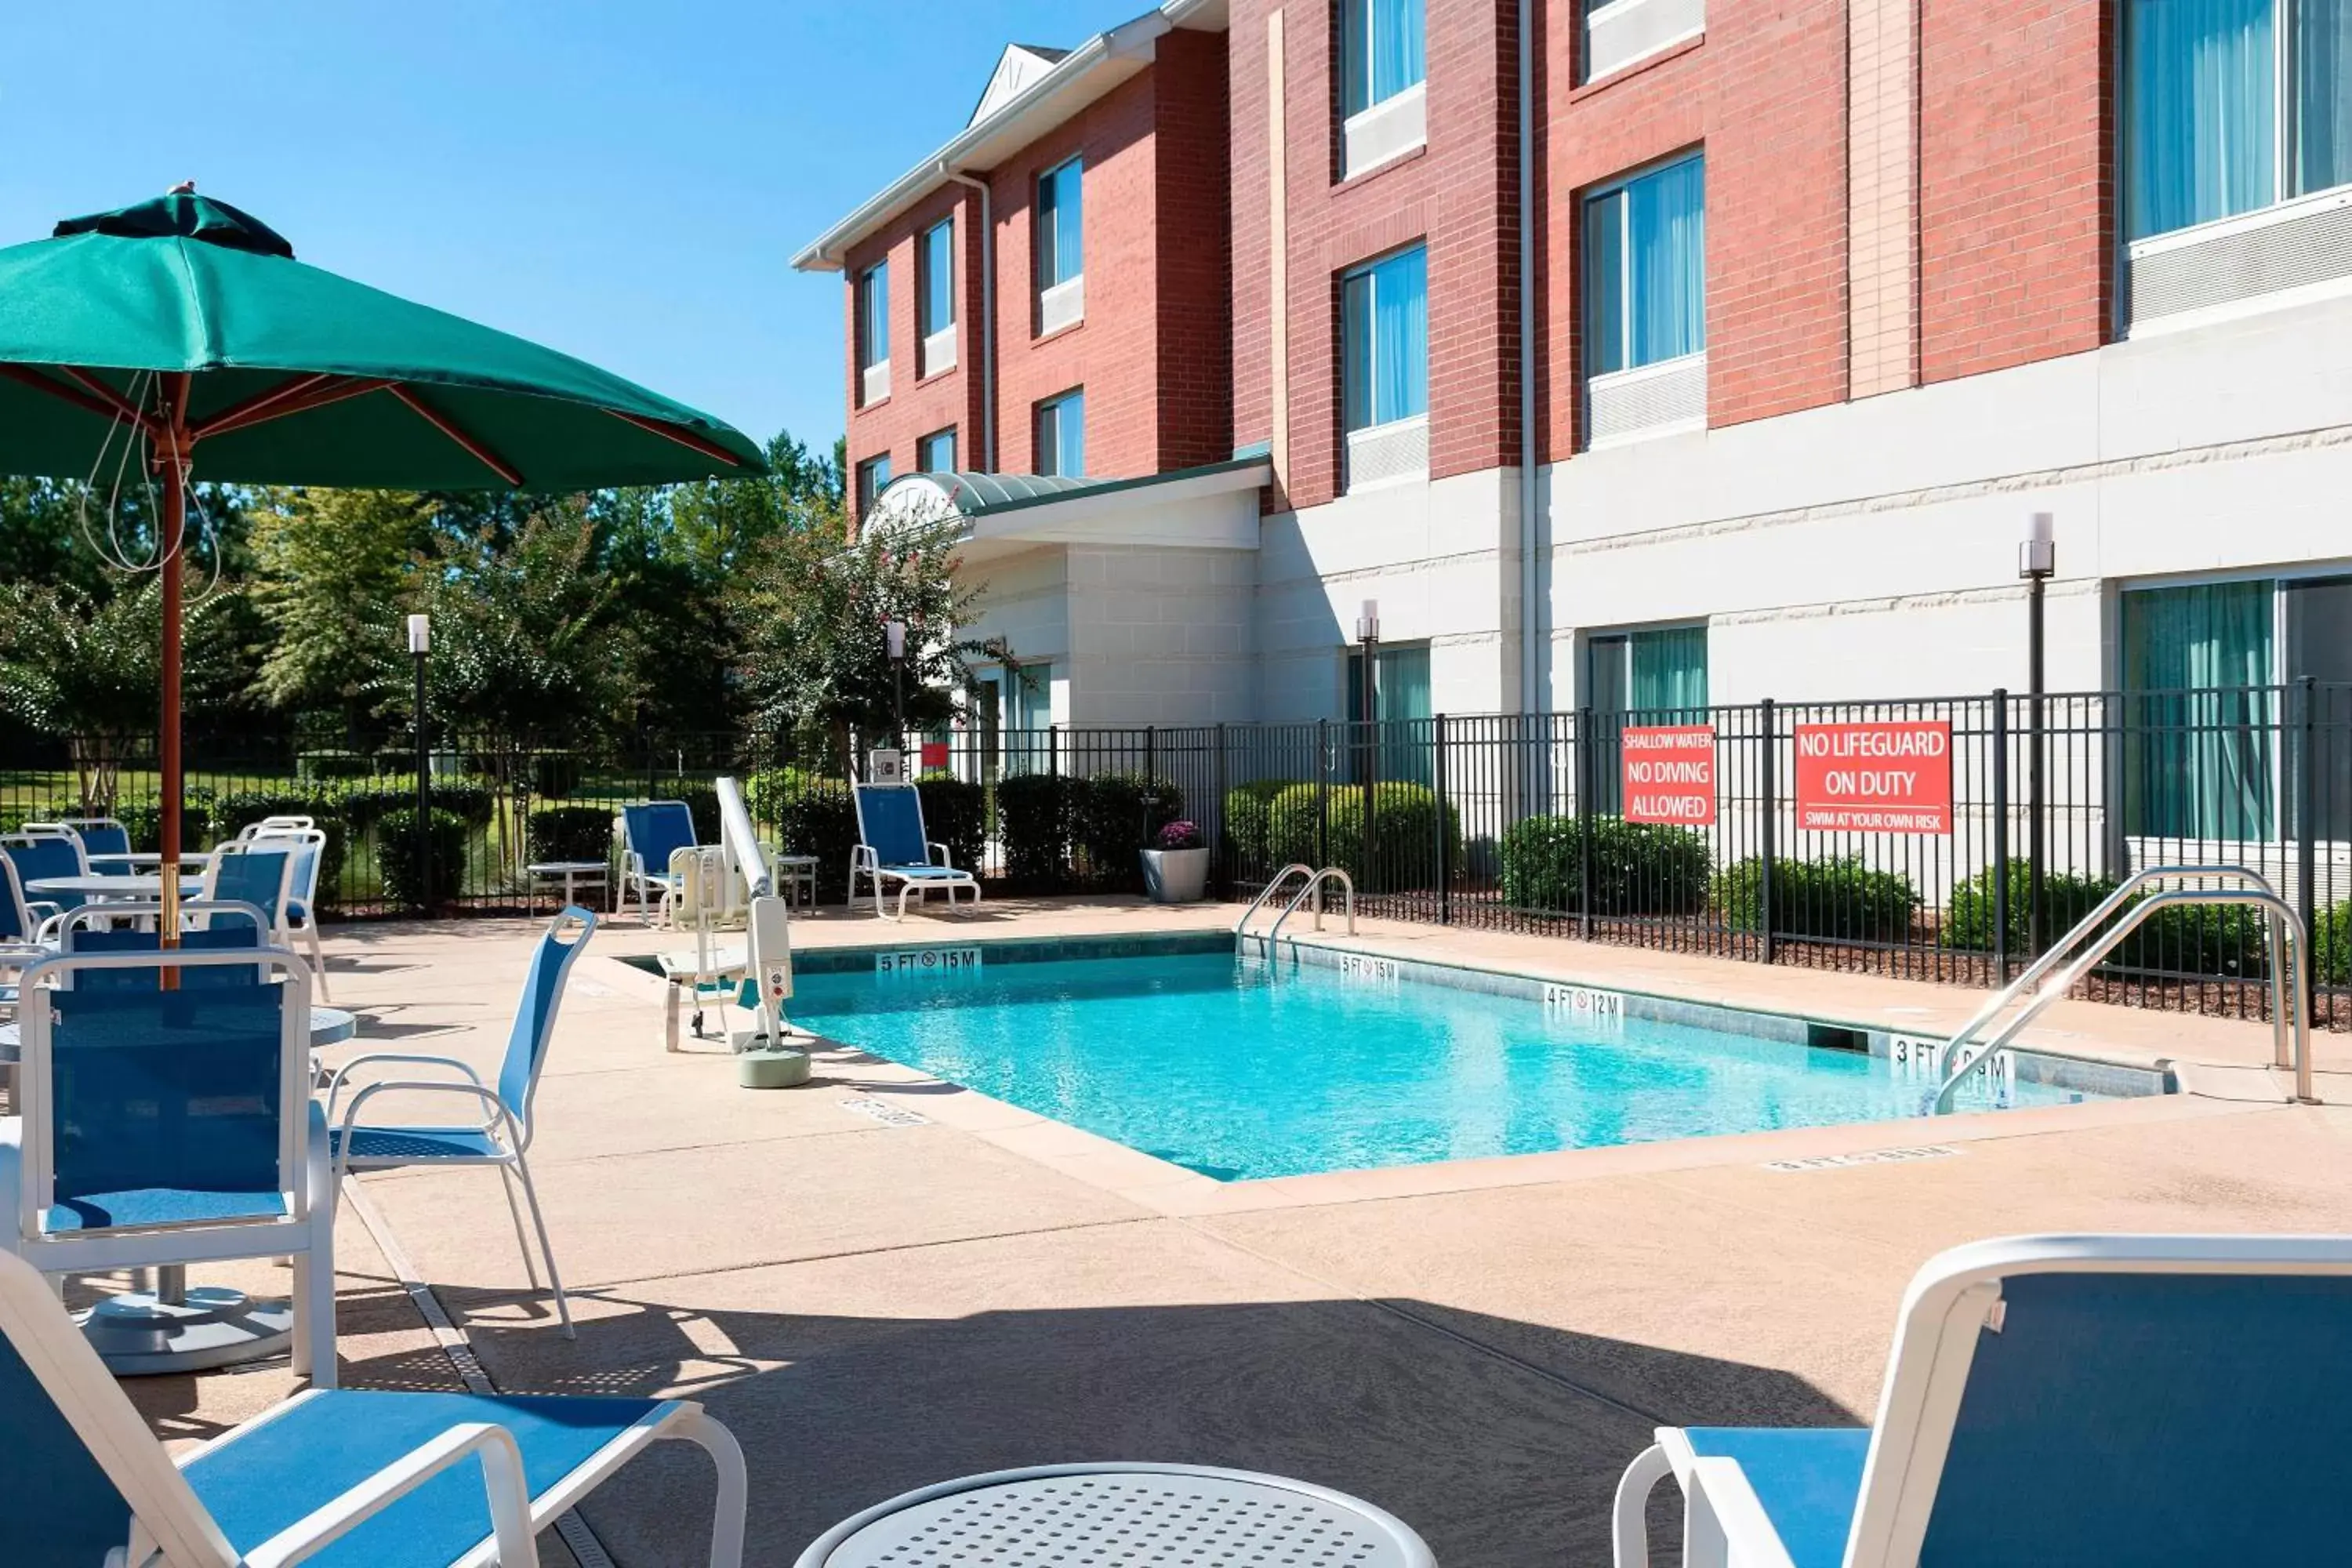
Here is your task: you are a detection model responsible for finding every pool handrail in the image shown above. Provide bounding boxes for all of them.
[1265,867,1357,956]
[1933,866,2311,1112]
[1236,864,1316,946]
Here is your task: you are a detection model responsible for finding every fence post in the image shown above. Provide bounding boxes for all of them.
[1145,724,1157,784]
[1434,714,1453,925]
[412,652,430,916]
[1991,689,2010,986]
[1316,717,1330,870]
[1213,720,1229,896]
[1576,706,1595,941]
[2027,676,2047,958]
[1759,697,1779,966]
[2299,676,2319,1025]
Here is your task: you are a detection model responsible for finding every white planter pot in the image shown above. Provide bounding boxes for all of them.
[1140,846,1210,903]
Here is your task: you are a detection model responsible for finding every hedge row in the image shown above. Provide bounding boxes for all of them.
[999,771,1185,891]
[1221,779,1461,895]
[743,771,987,901]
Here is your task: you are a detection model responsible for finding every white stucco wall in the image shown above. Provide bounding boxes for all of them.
[1065,544,1259,724]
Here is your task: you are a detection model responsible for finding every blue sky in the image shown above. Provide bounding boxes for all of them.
[0,2,1146,454]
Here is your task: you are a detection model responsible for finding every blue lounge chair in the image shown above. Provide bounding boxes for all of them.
[0,944,337,1385]
[1613,1233,2352,1568]
[620,800,698,925]
[0,1243,748,1568]
[325,909,595,1339]
[850,782,980,920]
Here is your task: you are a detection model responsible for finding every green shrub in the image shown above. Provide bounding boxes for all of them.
[2314,901,2351,988]
[917,777,986,873]
[1944,860,2117,953]
[114,791,217,855]
[670,783,722,845]
[1221,779,1303,873]
[1070,771,1185,888]
[1268,780,1461,893]
[751,772,856,902]
[525,750,583,799]
[527,804,614,866]
[335,777,495,831]
[296,749,371,782]
[1498,815,1711,916]
[996,773,1076,887]
[1714,855,1920,943]
[211,788,349,899]
[376,807,467,909]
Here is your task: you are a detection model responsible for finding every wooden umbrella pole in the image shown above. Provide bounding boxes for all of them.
[157,376,191,956]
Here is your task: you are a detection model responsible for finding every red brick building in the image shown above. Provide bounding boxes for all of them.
[801,0,2352,728]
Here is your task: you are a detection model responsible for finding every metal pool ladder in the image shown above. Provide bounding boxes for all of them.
[1930,864,2314,1114]
[1235,864,1356,965]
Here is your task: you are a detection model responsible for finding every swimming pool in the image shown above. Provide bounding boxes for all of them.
[785,945,2118,1181]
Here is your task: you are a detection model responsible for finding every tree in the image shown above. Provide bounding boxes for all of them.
[0,576,243,809]
[249,487,433,731]
[731,494,990,776]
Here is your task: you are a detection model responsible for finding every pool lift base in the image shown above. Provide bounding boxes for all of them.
[712,774,809,1090]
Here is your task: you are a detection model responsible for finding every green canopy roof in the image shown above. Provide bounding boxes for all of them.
[0,191,764,488]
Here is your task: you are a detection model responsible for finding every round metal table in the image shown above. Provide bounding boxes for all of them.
[793,1464,1437,1568]
[84,852,213,872]
[27,873,171,902]
[0,1004,357,1374]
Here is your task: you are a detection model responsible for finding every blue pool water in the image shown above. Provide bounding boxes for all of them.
[788,953,2098,1181]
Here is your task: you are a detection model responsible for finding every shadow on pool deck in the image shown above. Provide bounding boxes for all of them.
[441,1285,1858,1568]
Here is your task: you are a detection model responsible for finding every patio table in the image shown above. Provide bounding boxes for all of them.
[85,851,213,872]
[793,1463,1438,1568]
[28,873,172,902]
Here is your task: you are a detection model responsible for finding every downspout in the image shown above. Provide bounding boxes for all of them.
[1516,0,1541,716]
[944,165,997,470]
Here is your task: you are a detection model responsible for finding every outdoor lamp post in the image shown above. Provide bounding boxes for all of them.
[2020,514,2055,956]
[408,613,431,913]
[887,619,909,753]
[1356,600,1381,848]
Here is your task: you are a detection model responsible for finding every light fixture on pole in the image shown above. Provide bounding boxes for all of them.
[1355,597,1381,724]
[886,619,909,753]
[408,614,432,914]
[2019,514,2054,956]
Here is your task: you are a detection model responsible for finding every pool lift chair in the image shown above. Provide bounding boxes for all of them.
[652,777,806,1085]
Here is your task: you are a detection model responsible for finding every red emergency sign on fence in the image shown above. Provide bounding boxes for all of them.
[1793,720,1952,834]
[1621,725,1718,826]
[920,741,949,770]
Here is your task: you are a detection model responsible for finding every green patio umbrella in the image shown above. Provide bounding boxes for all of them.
[0,187,767,916]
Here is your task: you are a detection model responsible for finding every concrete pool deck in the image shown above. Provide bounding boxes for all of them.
[120,899,2352,1566]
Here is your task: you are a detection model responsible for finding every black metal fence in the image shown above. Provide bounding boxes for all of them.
[7,681,2348,1025]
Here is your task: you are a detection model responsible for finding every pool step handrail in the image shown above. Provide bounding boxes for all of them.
[1931,864,2312,1113]
[1264,867,1357,960]
[1236,864,1316,954]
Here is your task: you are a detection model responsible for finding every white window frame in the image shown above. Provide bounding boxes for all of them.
[919,218,957,376]
[855,262,890,405]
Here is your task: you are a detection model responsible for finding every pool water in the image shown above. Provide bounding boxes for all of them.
[787,953,2098,1181]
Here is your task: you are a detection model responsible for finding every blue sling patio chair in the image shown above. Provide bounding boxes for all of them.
[619,800,698,925]
[0,848,64,948]
[3,833,89,921]
[325,909,595,1339]
[849,782,980,920]
[0,943,337,1385]
[0,1243,748,1568]
[56,815,133,867]
[1612,1232,2352,1568]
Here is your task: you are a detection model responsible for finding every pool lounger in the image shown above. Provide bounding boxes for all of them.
[851,783,980,920]
[1613,1232,2352,1568]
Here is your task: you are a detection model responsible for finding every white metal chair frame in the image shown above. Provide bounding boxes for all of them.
[3,945,336,1387]
[323,909,593,1339]
[241,826,332,1000]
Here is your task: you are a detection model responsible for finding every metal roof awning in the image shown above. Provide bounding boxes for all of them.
[868,456,1271,558]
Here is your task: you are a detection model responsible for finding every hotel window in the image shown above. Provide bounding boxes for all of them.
[1340,244,1429,488]
[1345,642,1434,783]
[1338,0,1427,178]
[918,218,956,375]
[1036,157,1085,333]
[2124,0,2351,241]
[2119,576,2352,843]
[855,261,890,405]
[1582,153,1705,445]
[917,427,958,474]
[855,454,891,518]
[1035,389,1085,477]
[1588,625,1708,814]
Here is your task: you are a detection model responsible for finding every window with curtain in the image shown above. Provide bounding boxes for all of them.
[1341,245,1430,432]
[856,262,889,370]
[1036,389,1085,477]
[1588,626,1708,813]
[918,428,957,473]
[1036,158,1084,289]
[1340,0,1427,118]
[2125,0,2352,240]
[1584,154,1705,378]
[855,455,891,517]
[919,219,955,339]
[1345,644,1434,783]
[2122,581,2277,840]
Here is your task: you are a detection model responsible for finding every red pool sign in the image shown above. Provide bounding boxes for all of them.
[1621,725,1718,826]
[1793,720,1952,834]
